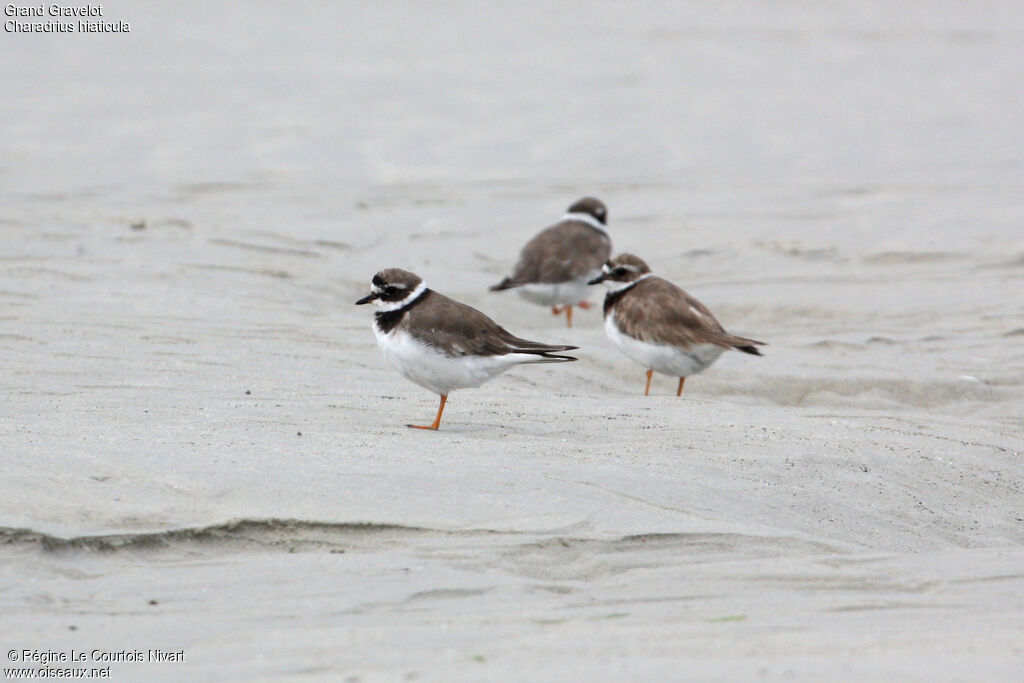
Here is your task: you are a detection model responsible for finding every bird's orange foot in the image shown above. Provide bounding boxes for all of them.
[408,394,447,431]
[551,305,565,315]
[577,300,594,310]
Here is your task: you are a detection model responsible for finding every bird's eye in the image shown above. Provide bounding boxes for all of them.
[614,267,628,276]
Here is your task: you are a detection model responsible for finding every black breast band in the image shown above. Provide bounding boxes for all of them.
[374,289,432,333]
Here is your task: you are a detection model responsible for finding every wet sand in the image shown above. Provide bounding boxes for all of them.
[2,1,1023,680]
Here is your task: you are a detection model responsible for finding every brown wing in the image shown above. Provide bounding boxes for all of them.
[613,277,764,351]
[402,291,577,358]
[508,221,611,285]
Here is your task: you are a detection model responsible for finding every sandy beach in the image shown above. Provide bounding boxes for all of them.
[2,1,1023,680]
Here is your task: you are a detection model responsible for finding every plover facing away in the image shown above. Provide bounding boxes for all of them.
[357,268,578,430]
[589,254,764,396]
[490,197,612,328]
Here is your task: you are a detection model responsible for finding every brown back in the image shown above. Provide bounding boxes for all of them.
[509,221,611,284]
[609,276,761,350]
[399,290,576,357]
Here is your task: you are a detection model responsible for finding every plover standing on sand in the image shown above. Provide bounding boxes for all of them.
[357,268,578,430]
[490,197,612,327]
[589,254,764,396]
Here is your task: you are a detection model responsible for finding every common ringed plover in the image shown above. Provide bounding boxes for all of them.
[589,254,764,396]
[490,197,612,328]
[357,268,578,430]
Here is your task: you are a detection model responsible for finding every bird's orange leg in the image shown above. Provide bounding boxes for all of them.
[408,394,447,430]
[644,369,653,396]
[550,305,574,327]
[677,377,686,396]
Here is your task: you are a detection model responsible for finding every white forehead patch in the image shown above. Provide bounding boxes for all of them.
[373,281,409,294]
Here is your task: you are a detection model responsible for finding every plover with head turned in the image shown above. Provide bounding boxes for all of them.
[490,197,612,328]
[357,268,578,430]
[589,254,764,396]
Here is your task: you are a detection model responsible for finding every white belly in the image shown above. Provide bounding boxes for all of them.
[517,276,598,307]
[374,327,526,395]
[605,314,725,378]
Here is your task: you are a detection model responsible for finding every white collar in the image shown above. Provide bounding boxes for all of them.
[374,281,427,312]
[562,212,608,233]
[604,273,651,294]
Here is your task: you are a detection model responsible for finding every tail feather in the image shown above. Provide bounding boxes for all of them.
[513,351,577,363]
[713,331,765,355]
[489,277,519,291]
[508,344,578,363]
[512,342,577,352]
[731,337,766,356]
